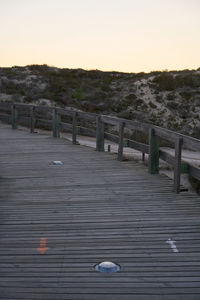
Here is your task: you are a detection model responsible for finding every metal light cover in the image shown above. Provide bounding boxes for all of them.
[53,161,63,165]
[95,261,120,273]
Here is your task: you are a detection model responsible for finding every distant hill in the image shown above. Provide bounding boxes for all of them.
[0,64,200,138]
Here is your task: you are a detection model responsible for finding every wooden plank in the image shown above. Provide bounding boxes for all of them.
[123,119,150,133]
[14,103,33,109]
[56,107,74,117]
[60,122,73,131]
[127,140,149,154]
[0,113,10,124]
[0,124,200,299]
[101,115,150,133]
[77,111,97,122]
[182,136,200,152]
[188,165,200,181]
[14,103,30,111]
[159,150,174,165]
[0,101,12,109]
[104,132,119,144]
[78,127,96,137]
[34,105,53,113]
[18,116,31,127]
[154,126,200,152]
[159,150,189,174]
[36,118,52,129]
[57,108,96,121]
[101,115,121,126]
[62,123,95,137]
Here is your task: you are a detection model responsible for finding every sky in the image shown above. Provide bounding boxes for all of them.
[0,0,200,73]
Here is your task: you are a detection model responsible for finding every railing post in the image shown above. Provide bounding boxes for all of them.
[142,152,145,162]
[11,104,18,129]
[118,122,125,161]
[52,107,60,138]
[148,128,159,174]
[174,137,183,193]
[30,106,35,133]
[96,116,104,152]
[72,112,78,144]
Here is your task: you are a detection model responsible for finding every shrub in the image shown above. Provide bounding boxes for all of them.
[167,102,179,109]
[149,101,157,109]
[125,93,137,101]
[183,74,200,88]
[180,91,192,101]
[141,102,148,111]
[156,95,162,103]
[167,93,175,101]
[116,87,122,92]
[135,99,143,106]
[72,88,83,100]
[152,73,176,91]
[101,84,111,92]
[24,96,33,103]
[117,94,137,110]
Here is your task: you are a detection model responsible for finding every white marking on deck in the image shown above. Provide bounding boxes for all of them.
[166,238,179,253]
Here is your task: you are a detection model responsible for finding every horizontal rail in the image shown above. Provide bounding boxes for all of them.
[60,122,73,131]
[126,139,149,154]
[159,150,189,173]
[36,118,52,127]
[104,132,119,144]
[0,102,12,109]
[78,127,96,137]
[56,108,75,117]
[0,113,11,123]
[154,126,200,152]
[189,165,200,181]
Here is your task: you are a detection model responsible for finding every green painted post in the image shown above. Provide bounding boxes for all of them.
[118,122,125,161]
[52,107,60,138]
[72,112,77,144]
[96,116,104,152]
[30,106,35,133]
[148,128,159,174]
[174,137,183,193]
[11,104,18,129]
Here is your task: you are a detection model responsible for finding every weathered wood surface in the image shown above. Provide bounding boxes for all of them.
[0,123,200,299]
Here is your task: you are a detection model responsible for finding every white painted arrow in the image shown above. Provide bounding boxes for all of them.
[166,238,179,253]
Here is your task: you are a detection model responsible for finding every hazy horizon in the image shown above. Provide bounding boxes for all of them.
[1,63,200,74]
[0,0,200,73]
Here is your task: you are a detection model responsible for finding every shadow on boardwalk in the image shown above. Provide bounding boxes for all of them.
[0,123,200,300]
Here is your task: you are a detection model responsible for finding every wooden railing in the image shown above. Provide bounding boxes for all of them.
[0,102,200,194]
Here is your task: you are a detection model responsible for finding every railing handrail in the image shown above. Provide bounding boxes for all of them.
[2,101,200,149]
[0,101,199,194]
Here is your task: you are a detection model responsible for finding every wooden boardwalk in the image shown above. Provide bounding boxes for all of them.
[0,123,200,300]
